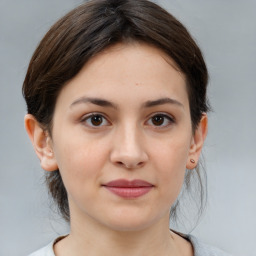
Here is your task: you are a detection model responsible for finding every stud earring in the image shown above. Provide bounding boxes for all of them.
[48,150,53,156]
[190,159,195,164]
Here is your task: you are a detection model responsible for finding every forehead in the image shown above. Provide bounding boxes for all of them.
[56,42,188,109]
[85,42,182,80]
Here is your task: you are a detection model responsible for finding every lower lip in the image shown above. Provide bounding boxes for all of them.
[104,186,153,198]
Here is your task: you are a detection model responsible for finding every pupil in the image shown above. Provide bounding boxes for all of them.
[91,115,102,126]
[152,115,164,126]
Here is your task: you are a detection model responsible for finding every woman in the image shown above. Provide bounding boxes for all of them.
[23,0,231,255]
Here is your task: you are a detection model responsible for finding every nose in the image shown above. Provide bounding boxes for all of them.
[110,125,148,169]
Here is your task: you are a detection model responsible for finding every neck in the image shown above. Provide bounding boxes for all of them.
[54,213,184,256]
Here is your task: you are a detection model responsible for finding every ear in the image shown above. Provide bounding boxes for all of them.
[186,114,208,170]
[24,114,58,171]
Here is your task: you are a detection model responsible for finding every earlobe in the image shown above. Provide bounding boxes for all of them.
[24,114,58,171]
[186,114,208,170]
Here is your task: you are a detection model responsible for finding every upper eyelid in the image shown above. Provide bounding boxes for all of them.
[81,112,109,120]
[146,112,175,121]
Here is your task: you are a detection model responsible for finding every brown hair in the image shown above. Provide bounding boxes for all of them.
[23,0,210,223]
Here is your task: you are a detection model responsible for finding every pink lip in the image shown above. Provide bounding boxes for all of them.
[103,179,154,199]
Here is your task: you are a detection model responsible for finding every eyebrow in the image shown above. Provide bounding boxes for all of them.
[70,97,117,109]
[143,97,184,108]
[70,96,183,109]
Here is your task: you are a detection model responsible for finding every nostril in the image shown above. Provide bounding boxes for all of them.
[116,161,123,166]
[115,161,134,168]
[115,161,145,169]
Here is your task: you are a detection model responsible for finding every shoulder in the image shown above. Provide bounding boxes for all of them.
[28,241,55,256]
[28,236,67,256]
[187,234,233,256]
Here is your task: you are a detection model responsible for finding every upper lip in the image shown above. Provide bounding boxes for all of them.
[104,179,153,188]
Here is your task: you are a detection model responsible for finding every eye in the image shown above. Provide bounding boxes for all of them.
[81,113,110,127]
[146,113,174,128]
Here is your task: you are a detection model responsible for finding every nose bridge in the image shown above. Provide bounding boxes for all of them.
[121,121,139,151]
[110,120,148,168]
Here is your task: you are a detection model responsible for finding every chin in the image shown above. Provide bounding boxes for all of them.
[101,210,163,233]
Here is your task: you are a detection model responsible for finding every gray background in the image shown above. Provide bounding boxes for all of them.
[0,0,255,255]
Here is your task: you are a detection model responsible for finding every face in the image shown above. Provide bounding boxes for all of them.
[44,43,205,232]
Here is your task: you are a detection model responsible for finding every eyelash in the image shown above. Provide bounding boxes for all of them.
[146,113,175,128]
[80,113,175,129]
[81,113,110,128]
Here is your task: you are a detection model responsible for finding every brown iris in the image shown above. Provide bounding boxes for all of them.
[151,115,164,126]
[91,115,103,126]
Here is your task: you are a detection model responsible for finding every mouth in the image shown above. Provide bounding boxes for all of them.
[102,179,154,199]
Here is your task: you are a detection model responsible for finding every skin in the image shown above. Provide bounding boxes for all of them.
[25,42,208,256]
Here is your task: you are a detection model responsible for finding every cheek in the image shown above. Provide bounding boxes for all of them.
[54,135,109,187]
[151,134,191,195]
[152,133,191,171]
